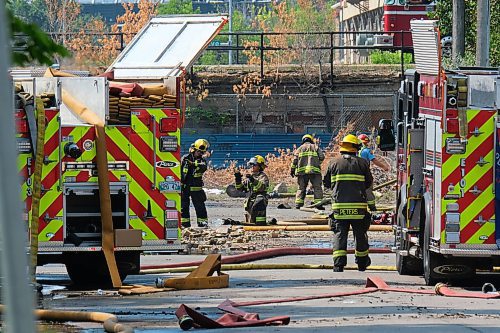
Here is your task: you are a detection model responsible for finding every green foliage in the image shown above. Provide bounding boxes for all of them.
[430,0,500,66]
[7,2,69,66]
[157,0,200,15]
[7,0,49,30]
[186,106,231,128]
[370,51,412,65]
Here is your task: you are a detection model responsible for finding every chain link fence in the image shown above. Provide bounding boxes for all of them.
[184,92,397,135]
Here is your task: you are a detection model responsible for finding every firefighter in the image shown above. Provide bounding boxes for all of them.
[181,139,210,228]
[323,134,373,272]
[357,133,390,211]
[233,155,270,225]
[290,134,325,209]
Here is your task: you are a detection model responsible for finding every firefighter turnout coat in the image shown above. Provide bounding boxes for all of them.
[323,152,373,269]
[181,153,208,227]
[235,171,270,225]
[291,142,325,175]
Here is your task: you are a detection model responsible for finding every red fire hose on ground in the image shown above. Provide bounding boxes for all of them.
[175,275,500,330]
[140,247,392,270]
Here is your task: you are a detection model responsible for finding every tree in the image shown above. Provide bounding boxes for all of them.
[7,1,69,66]
[115,0,159,44]
[157,0,199,15]
[430,0,500,66]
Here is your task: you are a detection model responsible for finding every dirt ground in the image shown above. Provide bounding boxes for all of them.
[33,197,500,332]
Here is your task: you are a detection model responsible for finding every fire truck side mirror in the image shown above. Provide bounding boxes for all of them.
[377,119,396,151]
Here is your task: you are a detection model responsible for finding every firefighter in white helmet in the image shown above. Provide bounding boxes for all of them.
[181,139,210,228]
[357,133,390,212]
[290,134,325,209]
[233,155,270,225]
[323,134,373,272]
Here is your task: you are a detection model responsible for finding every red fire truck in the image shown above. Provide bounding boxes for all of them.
[14,15,227,285]
[383,0,435,47]
[379,20,500,285]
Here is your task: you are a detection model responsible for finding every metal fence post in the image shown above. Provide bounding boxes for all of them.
[236,98,239,134]
[260,33,264,78]
[340,94,345,128]
[0,3,36,333]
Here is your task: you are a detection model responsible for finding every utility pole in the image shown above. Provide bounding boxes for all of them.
[0,3,36,333]
[228,0,233,65]
[476,0,490,66]
[452,0,465,63]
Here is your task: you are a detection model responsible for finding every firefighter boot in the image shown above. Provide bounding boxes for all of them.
[181,222,191,229]
[356,256,371,272]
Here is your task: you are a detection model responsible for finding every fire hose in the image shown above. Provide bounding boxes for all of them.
[0,305,133,333]
[140,247,392,270]
[243,225,393,231]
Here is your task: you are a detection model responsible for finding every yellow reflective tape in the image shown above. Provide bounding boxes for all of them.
[442,110,494,180]
[38,212,63,242]
[129,218,157,240]
[441,152,493,216]
[38,181,61,216]
[333,250,347,257]
[333,214,366,219]
[132,117,181,179]
[333,203,368,208]
[461,184,494,243]
[332,174,365,182]
[355,250,369,257]
[467,219,495,244]
[107,129,164,229]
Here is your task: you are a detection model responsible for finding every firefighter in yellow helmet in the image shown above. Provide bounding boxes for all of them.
[323,134,373,272]
[233,155,270,225]
[290,134,325,209]
[181,139,210,228]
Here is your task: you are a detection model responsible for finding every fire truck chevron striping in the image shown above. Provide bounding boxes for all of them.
[381,20,500,286]
[14,15,228,285]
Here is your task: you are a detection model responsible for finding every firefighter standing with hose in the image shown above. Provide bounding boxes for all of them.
[290,134,325,209]
[323,134,373,272]
[357,133,390,211]
[233,155,270,225]
[181,139,210,228]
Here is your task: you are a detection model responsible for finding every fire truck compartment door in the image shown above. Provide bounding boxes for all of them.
[108,15,228,80]
[58,77,108,127]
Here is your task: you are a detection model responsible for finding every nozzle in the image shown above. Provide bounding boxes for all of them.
[178,315,194,331]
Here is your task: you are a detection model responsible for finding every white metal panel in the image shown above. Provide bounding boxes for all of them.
[59,77,108,126]
[110,15,227,80]
[469,75,496,108]
[410,20,440,76]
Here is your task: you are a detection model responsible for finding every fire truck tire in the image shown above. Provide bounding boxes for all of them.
[423,223,443,286]
[65,252,140,286]
[396,251,423,276]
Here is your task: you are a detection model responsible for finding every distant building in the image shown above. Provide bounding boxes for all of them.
[77,0,271,25]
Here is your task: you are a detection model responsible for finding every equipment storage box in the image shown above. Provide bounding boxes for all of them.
[115,229,142,247]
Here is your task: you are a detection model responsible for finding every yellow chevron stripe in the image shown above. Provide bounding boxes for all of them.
[133,113,181,179]
[441,110,493,180]
[441,152,493,216]
[468,217,495,244]
[461,183,493,235]
[38,180,62,214]
[129,218,156,240]
[38,208,63,242]
[77,127,96,162]
[107,129,164,234]
[41,126,81,180]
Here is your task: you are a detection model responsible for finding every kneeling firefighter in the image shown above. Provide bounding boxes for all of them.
[181,139,210,228]
[233,155,270,225]
[323,134,373,272]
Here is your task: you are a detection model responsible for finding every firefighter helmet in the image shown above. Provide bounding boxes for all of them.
[340,134,361,153]
[302,134,314,143]
[193,139,209,152]
[248,155,266,169]
[357,134,370,145]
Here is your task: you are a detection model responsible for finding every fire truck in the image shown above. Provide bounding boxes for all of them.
[383,0,435,47]
[380,20,500,285]
[14,15,227,285]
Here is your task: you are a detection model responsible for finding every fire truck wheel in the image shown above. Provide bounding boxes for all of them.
[423,223,443,286]
[64,252,140,286]
[396,250,423,276]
